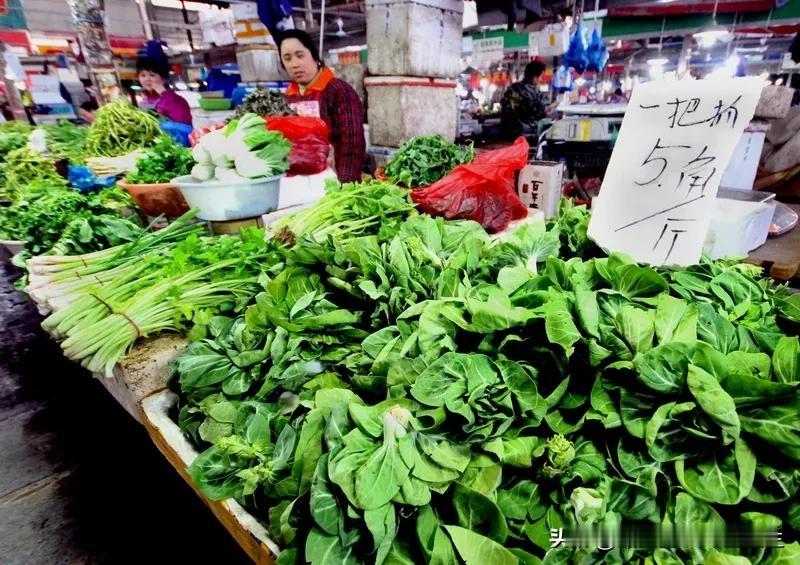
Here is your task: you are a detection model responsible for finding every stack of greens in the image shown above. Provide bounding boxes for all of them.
[31,180,416,375]
[0,184,143,256]
[1,147,68,201]
[126,136,194,184]
[84,100,162,157]
[234,89,296,118]
[170,194,800,565]
[40,121,88,164]
[384,135,474,188]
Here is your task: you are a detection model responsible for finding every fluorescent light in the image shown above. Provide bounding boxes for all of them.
[647,57,669,66]
[693,24,731,49]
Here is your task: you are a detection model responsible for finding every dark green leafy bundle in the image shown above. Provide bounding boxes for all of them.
[234,89,295,118]
[0,131,29,159]
[126,135,194,184]
[41,121,88,164]
[385,135,474,188]
[2,147,67,201]
[0,120,33,135]
[0,184,141,255]
[169,201,800,565]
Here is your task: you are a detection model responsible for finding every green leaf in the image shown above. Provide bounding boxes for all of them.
[310,455,340,536]
[574,287,601,339]
[687,364,740,444]
[452,482,509,543]
[443,525,519,565]
[654,293,697,344]
[610,262,669,299]
[617,305,655,355]
[773,336,799,383]
[634,342,693,394]
[364,504,397,565]
[543,291,581,357]
[305,527,358,565]
[675,438,756,505]
[497,480,545,522]
[354,432,412,510]
[291,410,325,495]
[739,398,800,462]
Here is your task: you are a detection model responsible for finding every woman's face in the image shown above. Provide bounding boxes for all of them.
[280,38,319,85]
[138,69,164,91]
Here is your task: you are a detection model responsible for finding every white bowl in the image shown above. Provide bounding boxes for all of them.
[0,239,24,255]
[171,174,283,222]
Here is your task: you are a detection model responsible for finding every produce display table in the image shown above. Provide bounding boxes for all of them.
[101,335,187,423]
[142,391,278,565]
[747,203,800,283]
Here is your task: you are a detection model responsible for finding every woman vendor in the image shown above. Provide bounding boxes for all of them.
[136,57,193,126]
[278,30,366,182]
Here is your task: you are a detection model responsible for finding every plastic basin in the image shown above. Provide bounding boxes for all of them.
[118,181,191,218]
[171,174,283,221]
[198,98,232,111]
[0,239,24,255]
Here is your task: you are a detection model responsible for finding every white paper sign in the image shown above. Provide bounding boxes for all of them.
[588,78,762,266]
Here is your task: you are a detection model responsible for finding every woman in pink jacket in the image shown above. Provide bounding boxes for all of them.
[136,57,192,126]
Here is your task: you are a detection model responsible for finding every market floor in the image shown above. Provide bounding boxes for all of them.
[0,257,252,565]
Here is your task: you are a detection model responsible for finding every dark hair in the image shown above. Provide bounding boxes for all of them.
[614,88,623,96]
[80,100,98,112]
[136,57,169,79]
[523,60,546,81]
[277,29,322,68]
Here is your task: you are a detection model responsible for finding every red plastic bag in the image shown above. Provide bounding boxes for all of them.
[189,124,225,147]
[412,137,530,233]
[266,116,331,175]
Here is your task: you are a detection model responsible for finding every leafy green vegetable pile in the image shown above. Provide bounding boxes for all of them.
[0,131,29,159]
[167,191,800,565]
[0,184,143,256]
[29,211,276,375]
[126,135,194,184]
[235,89,296,118]
[384,135,474,188]
[84,100,162,157]
[1,147,68,201]
[41,121,88,164]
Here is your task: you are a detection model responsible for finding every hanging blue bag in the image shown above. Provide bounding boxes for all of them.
[587,28,609,72]
[552,65,574,93]
[564,23,589,74]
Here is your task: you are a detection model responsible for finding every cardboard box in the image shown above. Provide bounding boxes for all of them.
[365,76,457,147]
[517,161,564,219]
[366,0,463,78]
[719,131,766,190]
[231,2,274,45]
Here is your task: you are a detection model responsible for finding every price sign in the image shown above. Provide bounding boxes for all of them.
[588,78,762,266]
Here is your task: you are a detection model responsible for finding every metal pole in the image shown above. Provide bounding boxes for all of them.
[138,0,154,41]
[304,0,315,31]
[181,0,195,51]
[319,0,326,60]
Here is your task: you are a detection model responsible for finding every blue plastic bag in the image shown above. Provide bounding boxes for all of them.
[160,120,193,147]
[68,166,116,192]
[564,23,589,74]
[587,28,608,72]
[552,65,574,93]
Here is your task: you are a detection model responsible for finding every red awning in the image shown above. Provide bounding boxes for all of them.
[609,1,774,17]
[0,29,32,53]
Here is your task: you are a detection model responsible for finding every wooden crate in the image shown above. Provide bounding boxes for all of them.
[141,390,279,564]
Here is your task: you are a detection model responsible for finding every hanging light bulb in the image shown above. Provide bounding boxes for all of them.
[693,0,731,48]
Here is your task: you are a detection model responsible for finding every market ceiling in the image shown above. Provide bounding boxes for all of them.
[605,0,776,16]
